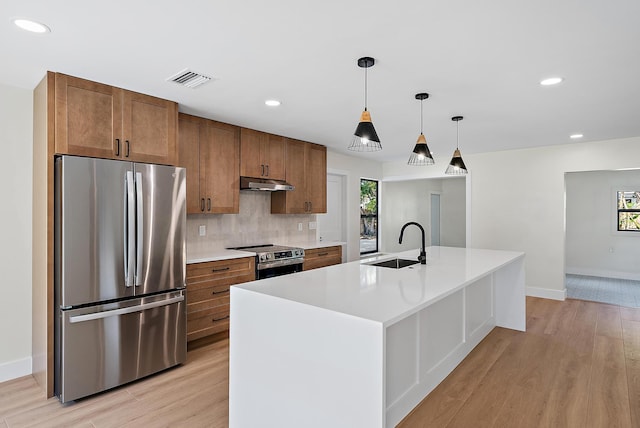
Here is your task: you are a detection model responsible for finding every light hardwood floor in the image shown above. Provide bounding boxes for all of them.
[1,297,639,427]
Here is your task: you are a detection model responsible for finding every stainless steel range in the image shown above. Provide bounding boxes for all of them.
[229,244,305,279]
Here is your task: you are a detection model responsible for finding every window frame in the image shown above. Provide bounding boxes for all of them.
[360,178,379,255]
[616,190,640,233]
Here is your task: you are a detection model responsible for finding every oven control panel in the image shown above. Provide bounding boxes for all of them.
[258,248,304,262]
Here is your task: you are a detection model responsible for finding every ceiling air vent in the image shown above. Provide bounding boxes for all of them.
[166,69,214,88]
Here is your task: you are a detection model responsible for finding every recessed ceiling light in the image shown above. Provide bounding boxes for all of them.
[265,100,281,107]
[570,134,583,139]
[540,77,563,86]
[13,18,50,33]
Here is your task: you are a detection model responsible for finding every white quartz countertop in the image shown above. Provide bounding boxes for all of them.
[186,241,345,264]
[234,246,524,326]
[187,248,256,264]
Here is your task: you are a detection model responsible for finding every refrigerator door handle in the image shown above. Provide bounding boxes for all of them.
[125,171,136,287]
[68,295,185,323]
[135,171,144,287]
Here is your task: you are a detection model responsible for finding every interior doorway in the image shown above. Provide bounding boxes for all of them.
[317,173,346,243]
[564,170,640,308]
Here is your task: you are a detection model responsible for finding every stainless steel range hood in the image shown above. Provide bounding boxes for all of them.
[240,176,294,191]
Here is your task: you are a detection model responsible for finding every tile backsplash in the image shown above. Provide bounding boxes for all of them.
[187,191,317,252]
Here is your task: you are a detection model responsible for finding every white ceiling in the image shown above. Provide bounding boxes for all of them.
[2,0,640,163]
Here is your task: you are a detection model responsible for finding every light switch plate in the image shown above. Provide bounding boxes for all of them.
[199,225,206,236]
[309,222,317,230]
[298,223,303,231]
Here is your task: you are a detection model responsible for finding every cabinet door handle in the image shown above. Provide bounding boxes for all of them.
[125,140,130,157]
[207,198,211,211]
[309,201,312,212]
[115,138,120,156]
[261,164,265,176]
[265,164,269,177]
[201,198,205,212]
[212,267,230,272]
[213,315,230,322]
[212,287,230,294]
[318,252,329,257]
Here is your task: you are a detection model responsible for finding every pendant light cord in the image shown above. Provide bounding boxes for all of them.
[456,120,459,149]
[420,98,423,134]
[364,65,368,111]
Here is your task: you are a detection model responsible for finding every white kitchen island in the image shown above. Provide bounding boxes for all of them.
[229,246,525,428]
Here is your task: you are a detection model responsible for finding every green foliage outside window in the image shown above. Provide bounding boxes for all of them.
[617,191,640,231]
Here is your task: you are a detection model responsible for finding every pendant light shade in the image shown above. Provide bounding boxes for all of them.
[408,93,434,166]
[348,57,382,152]
[445,116,468,175]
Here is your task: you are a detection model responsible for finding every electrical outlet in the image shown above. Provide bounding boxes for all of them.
[298,223,303,232]
[309,221,317,230]
[199,225,206,236]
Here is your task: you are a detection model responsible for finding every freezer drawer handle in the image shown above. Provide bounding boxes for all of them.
[69,295,184,323]
[212,315,230,322]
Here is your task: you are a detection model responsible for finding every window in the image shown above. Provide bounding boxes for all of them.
[360,179,378,254]
[617,191,640,232]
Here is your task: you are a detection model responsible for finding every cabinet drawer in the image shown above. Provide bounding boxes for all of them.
[186,257,255,284]
[187,304,230,341]
[303,246,342,271]
[186,290,229,314]
[185,256,255,342]
[187,282,232,302]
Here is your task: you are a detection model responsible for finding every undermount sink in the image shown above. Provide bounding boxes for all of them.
[367,258,420,269]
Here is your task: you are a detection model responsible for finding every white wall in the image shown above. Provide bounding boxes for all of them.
[326,150,383,262]
[0,83,33,381]
[381,179,442,253]
[386,136,640,300]
[440,178,466,247]
[565,170,640,280]
[187,192,316,253]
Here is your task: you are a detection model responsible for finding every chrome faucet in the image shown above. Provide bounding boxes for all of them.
[398,221,427,264]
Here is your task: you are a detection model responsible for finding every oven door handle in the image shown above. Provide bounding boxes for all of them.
[256,257,304,270]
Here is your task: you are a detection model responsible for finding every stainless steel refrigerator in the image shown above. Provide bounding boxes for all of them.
[54,155,187,403]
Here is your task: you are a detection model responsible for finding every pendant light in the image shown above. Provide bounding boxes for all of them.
[407,93,434,166]
[445,116,468,175]
[348,57,382,151]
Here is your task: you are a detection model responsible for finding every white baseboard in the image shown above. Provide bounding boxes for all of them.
[0,356,32,383]
[526,286,566,301]
[565,267,640,281]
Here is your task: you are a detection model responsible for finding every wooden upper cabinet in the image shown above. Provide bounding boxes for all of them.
[55,74,122,159]
[272,139,327,214]
[177,116,202,214]
[54,73,178,165]
[240,128,285,180]
[201,121,240,214]
[122,90,177,165]
[265,134,285,180]
[178,114,240,214]
[305,142,327,213]
[278,139,306,213]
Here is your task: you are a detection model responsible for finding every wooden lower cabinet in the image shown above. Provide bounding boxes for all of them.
[303,246,342,271]
[186,257,255,342]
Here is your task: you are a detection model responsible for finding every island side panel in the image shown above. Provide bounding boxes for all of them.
[229,287,385,428]
[494,255,526,331]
